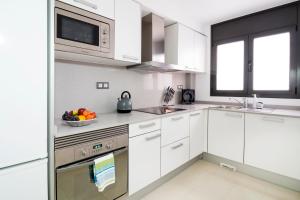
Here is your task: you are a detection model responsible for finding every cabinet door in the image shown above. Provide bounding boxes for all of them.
[177,24,194,68]
[0,0,47,168]
[189,110,207,159]
[0,159,48,200]
[208,110,244,163]
[60,0,114,19]
[245,114,300,180]
[161,138,190,176]
[193,32,206,72]
[161,113,189,146]
[115,0,141,63]
[129,131,161,195]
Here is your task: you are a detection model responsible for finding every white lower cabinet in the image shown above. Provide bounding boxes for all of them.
[129,119,161,138]
[161,137,190,176]
[208,110,244,163]
[245,114,300,180]
[161,113,189,146]
[189,110,207,159]
[129,130,161,195]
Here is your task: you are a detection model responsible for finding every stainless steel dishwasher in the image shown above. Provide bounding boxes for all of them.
[54,125,128,200]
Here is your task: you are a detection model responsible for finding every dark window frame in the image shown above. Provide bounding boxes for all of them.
[210,2,299,99]
[248,26,297,98]
[211,36,249,97]
[297,3,300,98]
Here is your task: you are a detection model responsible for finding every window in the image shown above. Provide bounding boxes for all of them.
[216,41,244,91]
[211,2,299,98]
[252,32,290,91]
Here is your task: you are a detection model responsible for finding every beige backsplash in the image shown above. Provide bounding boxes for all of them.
[55,61,188,117]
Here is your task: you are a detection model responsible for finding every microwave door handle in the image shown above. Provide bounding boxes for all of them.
[73,0,98,9]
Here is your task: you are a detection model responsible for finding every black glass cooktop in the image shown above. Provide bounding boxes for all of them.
[135,106,186,115]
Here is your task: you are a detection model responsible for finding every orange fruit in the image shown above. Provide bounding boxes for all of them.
[91,112,97,118]
[86,114,94,120]
[82,110,90,117]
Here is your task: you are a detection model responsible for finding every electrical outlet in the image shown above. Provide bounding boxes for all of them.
[177,85,183,90]
[103,82,109,89]
[96,82,109,89]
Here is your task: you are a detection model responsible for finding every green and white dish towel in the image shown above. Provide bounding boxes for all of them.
[93,153,115,192]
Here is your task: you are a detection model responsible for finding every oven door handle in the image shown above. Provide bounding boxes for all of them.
[56,147,128,173]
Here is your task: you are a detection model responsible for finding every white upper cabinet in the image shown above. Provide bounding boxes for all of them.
[189,110,207,159]
[178,24,194,68]
[115,0,141,63]
[208,110,244,163]
[193,32,206,72]
[59,0,115,19]
[165,23,206,72]
[245,114,300,180]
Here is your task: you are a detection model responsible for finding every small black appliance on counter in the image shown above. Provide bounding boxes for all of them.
[182,89,195,104]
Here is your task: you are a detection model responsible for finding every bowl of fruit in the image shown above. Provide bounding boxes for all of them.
[62,108,97,127]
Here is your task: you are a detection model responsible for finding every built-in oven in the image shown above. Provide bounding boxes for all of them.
[55,1,114,59]
[54,125,128,200]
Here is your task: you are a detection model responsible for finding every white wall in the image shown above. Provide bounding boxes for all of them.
[55,62,186,117]
[195,25,300,107]
[134,0,205,33]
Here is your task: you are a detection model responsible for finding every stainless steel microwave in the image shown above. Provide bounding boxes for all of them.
[55,1,114,59]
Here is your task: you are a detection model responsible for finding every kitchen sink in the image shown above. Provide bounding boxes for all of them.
[214,105,274,113]
[214,105,244,110]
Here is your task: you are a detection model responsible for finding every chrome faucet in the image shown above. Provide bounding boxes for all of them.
[229,97,248,108]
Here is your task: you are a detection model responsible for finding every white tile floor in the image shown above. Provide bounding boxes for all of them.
[141,160,300,200]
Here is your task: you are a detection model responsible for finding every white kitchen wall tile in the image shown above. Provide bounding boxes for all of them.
[55,62,186,117]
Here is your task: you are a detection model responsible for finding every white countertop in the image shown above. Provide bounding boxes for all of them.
[209,106,300,117]
[54,104,300,138]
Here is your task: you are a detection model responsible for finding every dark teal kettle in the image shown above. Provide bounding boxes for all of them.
[117,91,132,113]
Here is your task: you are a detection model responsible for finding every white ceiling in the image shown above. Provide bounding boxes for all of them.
[135,0,297,32]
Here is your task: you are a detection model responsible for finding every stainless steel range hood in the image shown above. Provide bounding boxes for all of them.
[127,13,185,72]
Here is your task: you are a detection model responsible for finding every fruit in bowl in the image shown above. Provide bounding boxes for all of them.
[62,108,97,127]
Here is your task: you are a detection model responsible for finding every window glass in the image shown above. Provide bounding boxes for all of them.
[216,41,244,90]
[253,32,290,91]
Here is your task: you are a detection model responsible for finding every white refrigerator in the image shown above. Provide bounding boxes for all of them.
[0,0,48,199]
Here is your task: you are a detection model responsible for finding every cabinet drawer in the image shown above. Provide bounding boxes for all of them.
[161,137,190,176]
[161,113,189,146]
[129,119,161,138]
[129,130,161,195]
